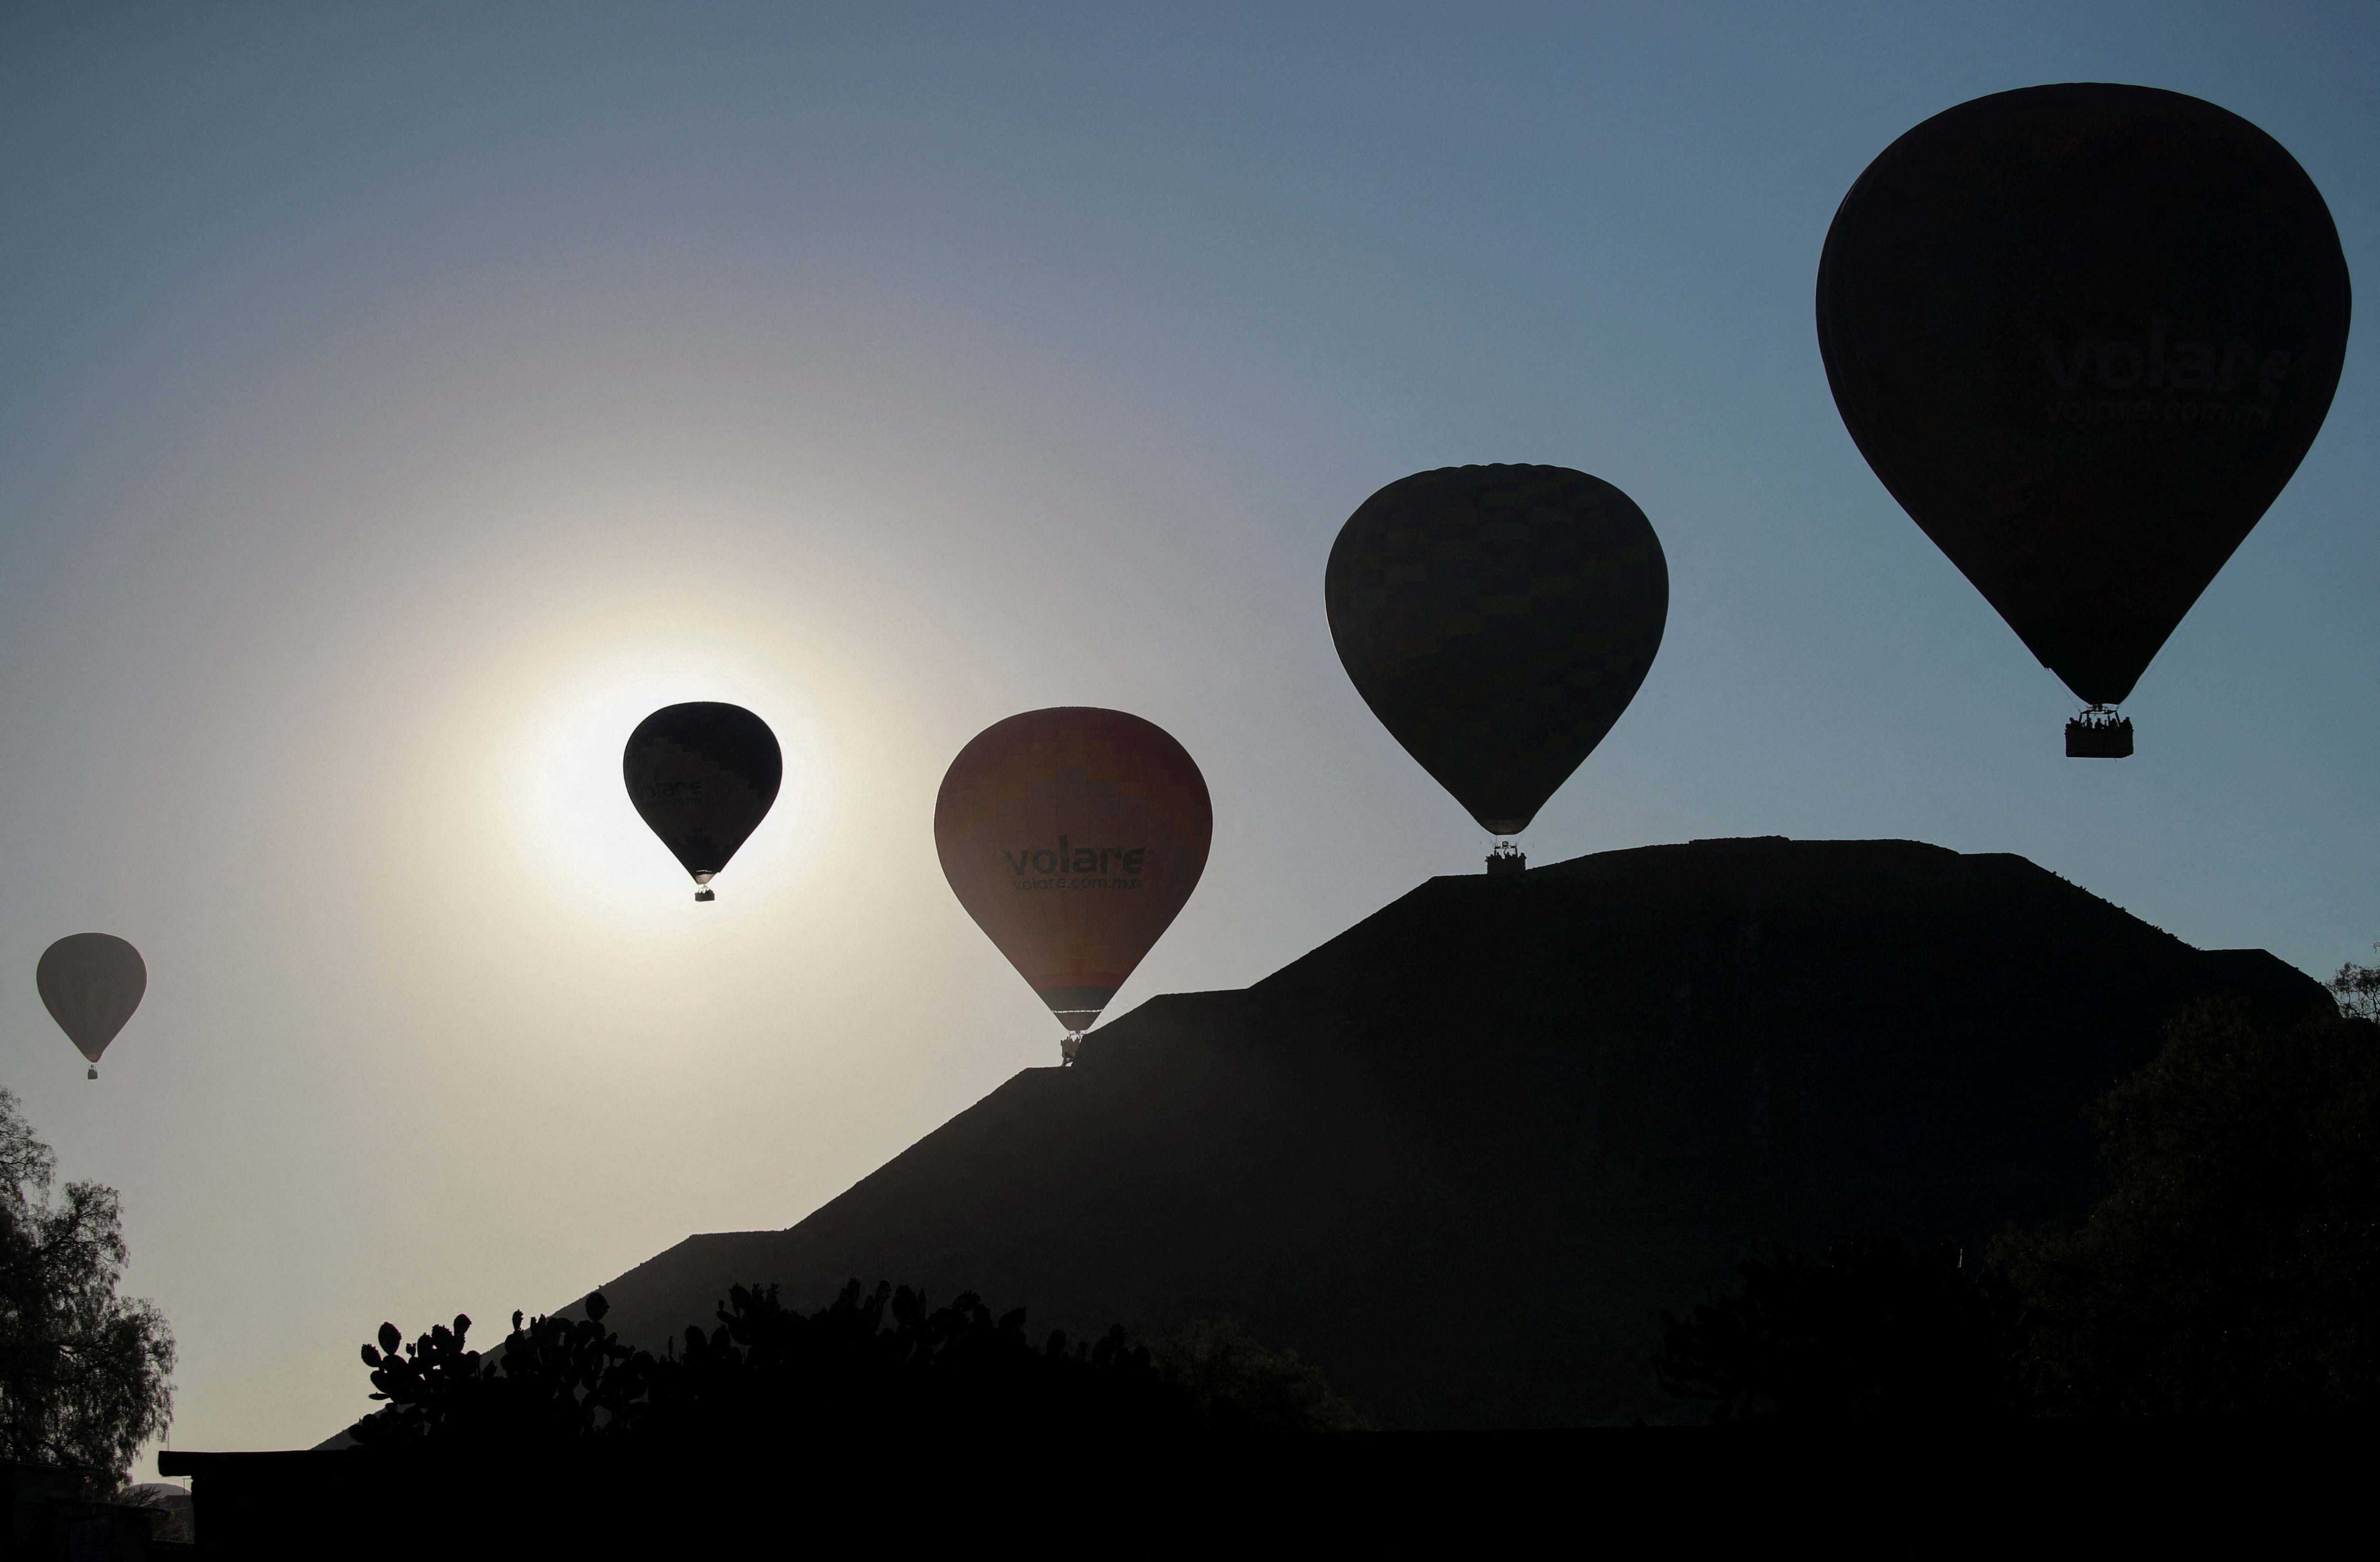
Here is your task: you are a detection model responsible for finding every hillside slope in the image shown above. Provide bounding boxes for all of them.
[554,838,2328,1428]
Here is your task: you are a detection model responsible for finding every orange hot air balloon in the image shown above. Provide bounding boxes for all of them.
[935,707,1211,1058]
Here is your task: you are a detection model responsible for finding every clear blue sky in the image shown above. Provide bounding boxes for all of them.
[2,1,2372,1452]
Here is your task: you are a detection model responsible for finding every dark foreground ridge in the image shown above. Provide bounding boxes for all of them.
[556,838,2326,1429]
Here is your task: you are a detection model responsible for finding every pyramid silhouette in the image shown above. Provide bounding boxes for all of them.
[555,838,2327,1428]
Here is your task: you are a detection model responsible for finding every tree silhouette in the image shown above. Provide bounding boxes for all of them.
[0,1088,175,1480]
[1662,997,2380,1422]
[2329,945,2380,1025]
[1993,998,2380,1416]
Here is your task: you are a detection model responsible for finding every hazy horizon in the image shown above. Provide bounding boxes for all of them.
[1,1,2372,1455]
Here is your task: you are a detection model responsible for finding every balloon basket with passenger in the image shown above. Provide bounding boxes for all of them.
[2065,707,2134,759]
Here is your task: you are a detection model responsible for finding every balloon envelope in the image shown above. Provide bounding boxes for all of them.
[623,703,782,890]
[38,933,147,1066]
[1817,83,2350,708]
[1325,464,1668,836]
[935,707,1211,1035]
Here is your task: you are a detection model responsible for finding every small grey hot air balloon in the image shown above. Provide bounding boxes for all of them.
[38,933,148,1080]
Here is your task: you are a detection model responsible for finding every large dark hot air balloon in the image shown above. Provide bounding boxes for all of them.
[1325,465,1667,863]
[623,702,782,900]
[38,933,146,1080]
[1817,84,2351,757]
[935,707,1210,1060]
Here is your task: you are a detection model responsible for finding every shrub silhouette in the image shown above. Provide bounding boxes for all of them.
[351,1280,1359,1445]
[1653,1235,2022,1423]
[354,1294,649,1446]
[1148,1318,1372,1431]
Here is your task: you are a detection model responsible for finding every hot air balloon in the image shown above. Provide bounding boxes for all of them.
[623,702,782,900]
[38,934,147,1080]
[1816,84,2351,757]
[1325,464,1668,869]
[935,707,1211,1061]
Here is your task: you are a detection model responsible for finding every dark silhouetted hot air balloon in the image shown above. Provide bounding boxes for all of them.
[623,702,782,900]
[38,933,147,1080]
[1325,464,1668,861]
[1817,84,2351,757]
[935,707,1211,1060]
